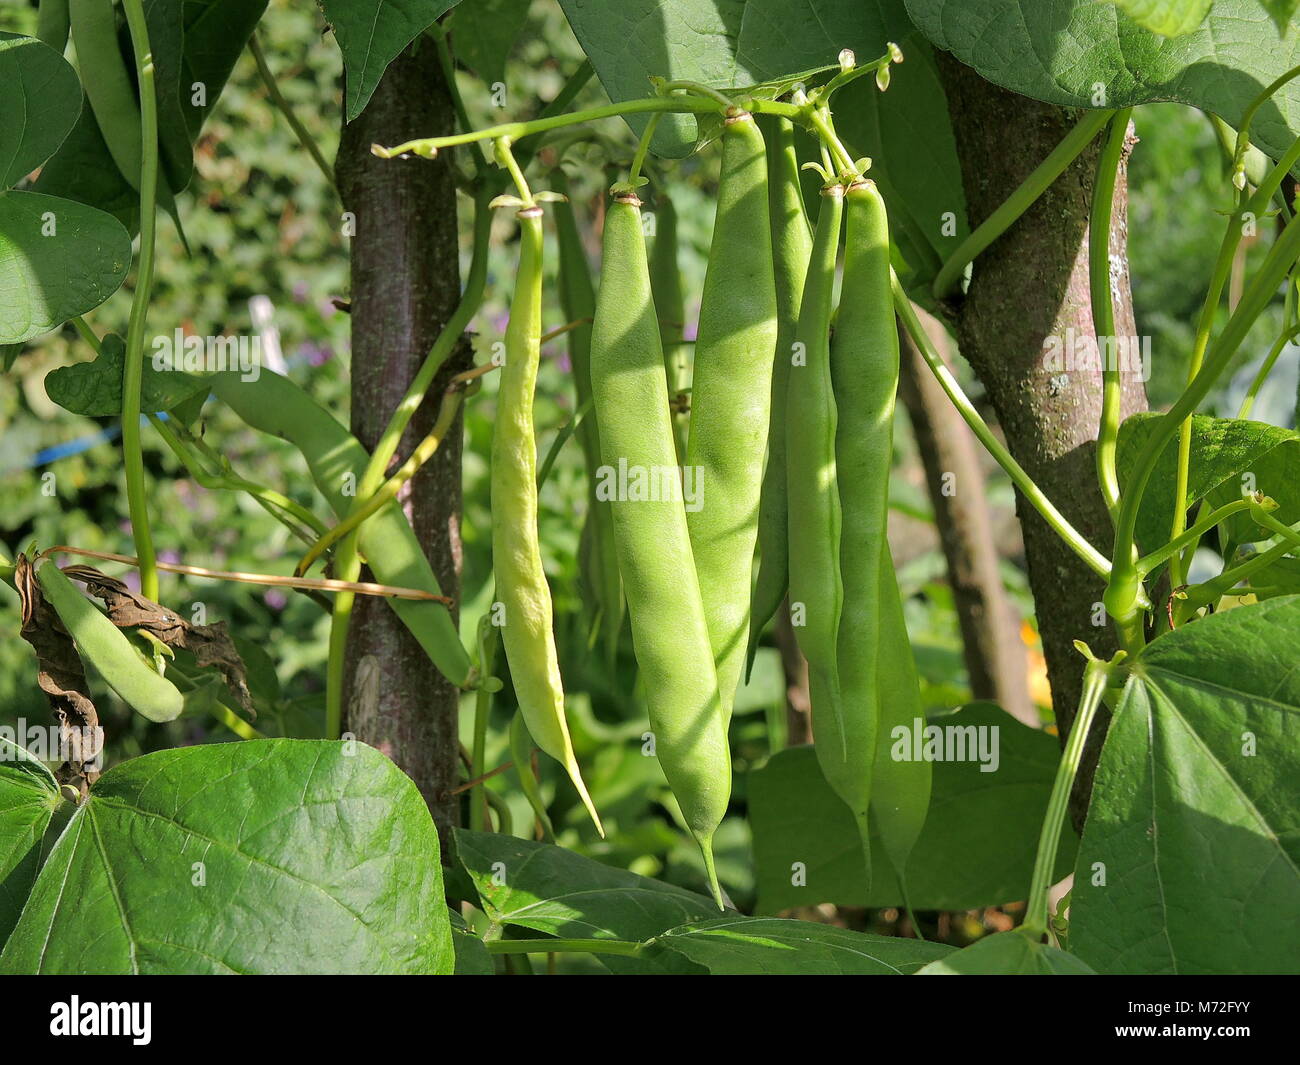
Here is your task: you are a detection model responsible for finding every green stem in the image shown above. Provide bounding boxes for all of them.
[1108,194,1300,633]
[470,612,497,833]
[932,109,1113,300]
[149,414,328,544]
[249,33,336,192]
[120,0,160,602]
[893,276,1112,580]
[1092,108,1133,521]
[1249,505,1300,551]
[485,938,645,958]
[375,96,727,159]
[1181,530,1299,611]
[1135,497,1260,577]
[1169,130,1300,584]
[71,316,102,353]
[1231,63,1300,185]
[1024,652,1118,936]
[628,113,662,189]
[354,188,492,501]
[655,79,734,108]
[295,373,477,574]
[808,107,858,179]
[537,398,591,489]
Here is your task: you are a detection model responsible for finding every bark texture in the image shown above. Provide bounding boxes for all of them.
[935,56,1147,824]
[335,41,471,849]
[897,309,1035,726]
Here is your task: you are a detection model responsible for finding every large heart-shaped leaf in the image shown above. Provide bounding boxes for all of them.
[1070,596,1300,975]
[0,740,453,975]
[1117,413,1300,562]
[0,741,60,950]
[456,829,718,940]
[643,917,953,974]
[557,0,912,156]
[0,34,82,188]
[44,332,209,417]
[749,703,1076,913]
[905,0,1300,163]
[917,929,1094,974]
[0,191,132,345]
[318,0,461,121]
[34,2,268,227]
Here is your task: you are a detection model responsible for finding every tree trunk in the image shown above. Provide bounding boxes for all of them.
[335,39,470,851]
[897,308,1035,726]
[935,56,1147,825]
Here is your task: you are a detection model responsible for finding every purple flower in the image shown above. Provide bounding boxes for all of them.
[264,589,288,611]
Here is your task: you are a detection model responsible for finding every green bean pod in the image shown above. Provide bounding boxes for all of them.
[552,170,624,663]
[69,0,143,190]
[685,110,778,721]
[590,191,730,906]
[491,205,602,836]
[37,0,72,52]
[209,371,475,688]
[785,184,845,705]
[745,115,814,682]
[35,557,183,722]
[824,179,902,887]
[649,193,690,462]
[869,542,932,883]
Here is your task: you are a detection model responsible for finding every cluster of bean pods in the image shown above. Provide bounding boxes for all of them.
[479,111,929,905]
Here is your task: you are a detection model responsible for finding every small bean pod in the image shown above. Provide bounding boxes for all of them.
[590,191,730,906]
[785,184,846,707]
[491,205,602,835]
[685,110,778,721]
[649,192,690,462]
[552,169,624,664]
[69,0,143,190]
[745,115,814,682]
[825,179,904,887]
[37,0,71,52]
[36,556,183,722]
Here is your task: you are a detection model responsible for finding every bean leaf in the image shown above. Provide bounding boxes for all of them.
[0,741,60,952]
[44,332,209,417]
[644,917,954,974]
[1070,596,1300,974]
[318,0,461,120]
[1116,413,1300,565]
[749,703,1077,912]
[917,929,1094,974]
[456,829,719,941]
[905,0,1300,163]
[0,740,454,974]
[556,0,913,157]
[0,192,131,346]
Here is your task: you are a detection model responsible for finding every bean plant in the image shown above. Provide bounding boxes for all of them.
[0,0,1296,977]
